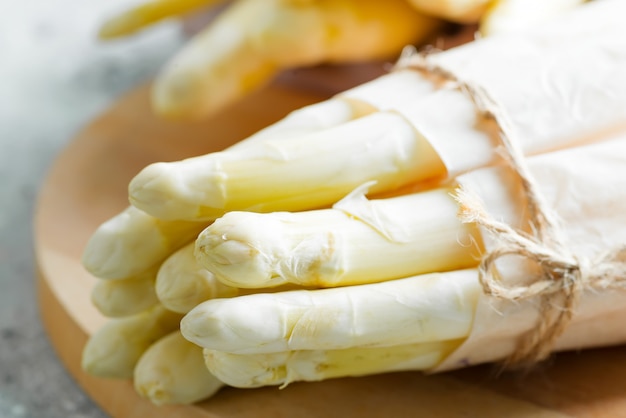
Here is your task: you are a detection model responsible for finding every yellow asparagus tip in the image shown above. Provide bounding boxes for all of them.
[99,0,222,39]
[152,0,441,118]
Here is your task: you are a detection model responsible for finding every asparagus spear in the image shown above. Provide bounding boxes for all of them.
[130,110,445,220]
[195,187,480,288]
[156,243,239,314]
[99,0,221,39]
[91,267,159,317]
[82,305,183,379]
[82,206,207,280]
[134,331,224,405]
[150,0,441,118]
[181,269,480,354]
[203,340,458,388]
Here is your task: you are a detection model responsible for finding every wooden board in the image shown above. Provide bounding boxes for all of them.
[34,82,626,418]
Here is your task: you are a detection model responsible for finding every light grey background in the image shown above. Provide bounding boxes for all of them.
[0,2,184,416]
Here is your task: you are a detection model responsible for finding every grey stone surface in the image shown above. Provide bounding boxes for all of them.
[0,2,184,417]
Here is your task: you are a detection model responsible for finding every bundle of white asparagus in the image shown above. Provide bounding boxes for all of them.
[81,0,626,405]
[98,0,586,119]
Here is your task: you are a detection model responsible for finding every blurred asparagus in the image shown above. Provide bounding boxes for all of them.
[98,0,587,119]
[99,0,222,39]
[101,0,442,118]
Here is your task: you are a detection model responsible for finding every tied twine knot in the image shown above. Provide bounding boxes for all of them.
[456,187,626,368]
[397,48,626,368]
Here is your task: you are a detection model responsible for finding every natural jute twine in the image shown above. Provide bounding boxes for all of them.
[396,47,626,368]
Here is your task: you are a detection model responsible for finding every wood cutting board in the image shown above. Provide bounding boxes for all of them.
[34,81,626,418]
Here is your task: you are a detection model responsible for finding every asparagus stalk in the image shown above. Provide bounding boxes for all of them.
[156,243,239,314]
[99,0,221,39]
[181,269,480,354]
[195,187,480,288]
[204,340,459,388]
[407,0,490,23]
[91,267,159,317]
[129,111,445,220]
[82,206,207,280]
[134,331,224,405]
[82,305,183,379]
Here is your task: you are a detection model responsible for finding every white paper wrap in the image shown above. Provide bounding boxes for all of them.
[368,0,626,176]
[431,134,626,372]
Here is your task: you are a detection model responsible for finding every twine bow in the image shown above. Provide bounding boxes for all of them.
[397,48,626,368]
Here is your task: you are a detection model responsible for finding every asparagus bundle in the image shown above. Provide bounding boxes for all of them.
[81,0,626,405]
[183,135,626,387]
[98,0,586,119]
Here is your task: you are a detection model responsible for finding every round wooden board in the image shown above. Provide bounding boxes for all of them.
[34,82,626,418]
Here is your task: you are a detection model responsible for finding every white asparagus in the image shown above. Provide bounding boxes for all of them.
[134,331,224,405]
[181,269,480,354]
[129,69,440,221]
[129,111,444,221]
[91,267,159,317]
[203,340,458,388]
[98,0,220,39]
[82,305,183,379]
[156,243,239,314]
[82,206,208,280]
[195,187,481,288]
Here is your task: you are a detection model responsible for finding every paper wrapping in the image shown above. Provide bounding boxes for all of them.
[430,134,626,372]
[359,0,626,176]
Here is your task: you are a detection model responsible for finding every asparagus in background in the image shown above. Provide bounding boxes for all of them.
[98,0,586,119]
[99,0,442,118]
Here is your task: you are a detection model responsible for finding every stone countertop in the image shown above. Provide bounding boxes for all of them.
[0,2,184,417]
